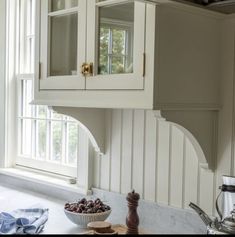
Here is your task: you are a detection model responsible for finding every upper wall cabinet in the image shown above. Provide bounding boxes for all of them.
[34,0,221,110]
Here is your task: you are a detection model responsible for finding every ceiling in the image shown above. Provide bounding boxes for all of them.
[173,0,235,14]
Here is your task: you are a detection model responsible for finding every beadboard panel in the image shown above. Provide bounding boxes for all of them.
[132,110,145,198]
[184,138,199,209]
[99,110,112,191]
[121,110,133,195]
[110,110,122,193]
[93,109,215,215]
[169,125,185,208]
[144,110,157,202]
[156,121,170,205]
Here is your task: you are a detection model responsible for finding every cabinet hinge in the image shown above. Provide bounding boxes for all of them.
[39,62,42,80]
[143,53,146,77]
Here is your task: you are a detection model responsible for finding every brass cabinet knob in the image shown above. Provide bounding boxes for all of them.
[81,63,93,76]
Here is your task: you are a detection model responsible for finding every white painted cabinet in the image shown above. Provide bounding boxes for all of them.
[37,0,146,92]
[34,0,221,110]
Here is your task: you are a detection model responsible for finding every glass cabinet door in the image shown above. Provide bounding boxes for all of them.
[39,0,86,90]
[86,0,146,90]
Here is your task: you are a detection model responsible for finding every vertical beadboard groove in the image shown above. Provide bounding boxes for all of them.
[121,110,133,194]
[98,154,101,189]
[184,138,199,209]
[142,110,147,199]
[108,110,113,192]
[155,118,159,203]
[130,109,135,191]
[182,135,186,209]
[168,125,172,206]
[110,110,122,193]
[100,110,112,191]
[157,121,170,205]
[144,111,157,201]
[119,110,123,194]
[132,110,145,197]
[197,165,201,206]
[212,113,219,216]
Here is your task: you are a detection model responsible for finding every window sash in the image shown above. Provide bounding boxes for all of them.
[16,74,79,177]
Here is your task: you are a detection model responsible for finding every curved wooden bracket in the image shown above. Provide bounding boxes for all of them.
[159,110,218,171]
[52,106,106,155]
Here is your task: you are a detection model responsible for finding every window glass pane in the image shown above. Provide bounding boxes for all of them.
[21,119,32,156]
[112,29,125,56]
[52,122,63,162]
[22,80,33,117]
[29,37,35,73]
[36,120,47,160]
[52,111,63,120]
[98,3,134,75]
[50,0,78,12]
[99,27,109,75]
[67,123,78,165]
[111,56,125,74]
[37,106,48,119]
[67,116,77,122]
[49,13,78,76]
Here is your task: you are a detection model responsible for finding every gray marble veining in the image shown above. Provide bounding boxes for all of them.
[0,176,206,234]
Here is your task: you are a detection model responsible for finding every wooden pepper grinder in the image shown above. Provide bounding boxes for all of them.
[126,190,140,235]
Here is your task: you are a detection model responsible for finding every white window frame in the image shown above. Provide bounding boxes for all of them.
[4,0,94,192]
[16,74,80,177]
[0,0,7,168]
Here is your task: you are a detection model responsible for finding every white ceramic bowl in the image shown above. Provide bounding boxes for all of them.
[64,208,112,227]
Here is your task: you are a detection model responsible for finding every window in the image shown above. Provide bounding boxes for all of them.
[98,17,134,75]
[15,0,79,178]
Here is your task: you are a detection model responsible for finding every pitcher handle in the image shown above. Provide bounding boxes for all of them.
[216,190,223,221]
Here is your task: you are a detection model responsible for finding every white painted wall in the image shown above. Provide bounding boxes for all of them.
[93,109,215,216]
[0,0,6,167]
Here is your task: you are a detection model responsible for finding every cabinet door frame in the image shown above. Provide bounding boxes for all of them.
[39,0,86,90]
[86,0,146,90]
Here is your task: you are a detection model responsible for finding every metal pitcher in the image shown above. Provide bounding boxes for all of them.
[189,175,235,235]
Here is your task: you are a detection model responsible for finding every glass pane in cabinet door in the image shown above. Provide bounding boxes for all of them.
[49,13,77,76]
[50,0,78,12]
[98,3,134,75]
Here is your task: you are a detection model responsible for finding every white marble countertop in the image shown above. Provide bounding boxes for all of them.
[0,180,207,235]
[0,184,99,234]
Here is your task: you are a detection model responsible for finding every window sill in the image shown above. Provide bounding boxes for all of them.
[0,167,92,199]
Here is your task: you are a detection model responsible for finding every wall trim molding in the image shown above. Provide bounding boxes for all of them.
[155,103,221,111]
